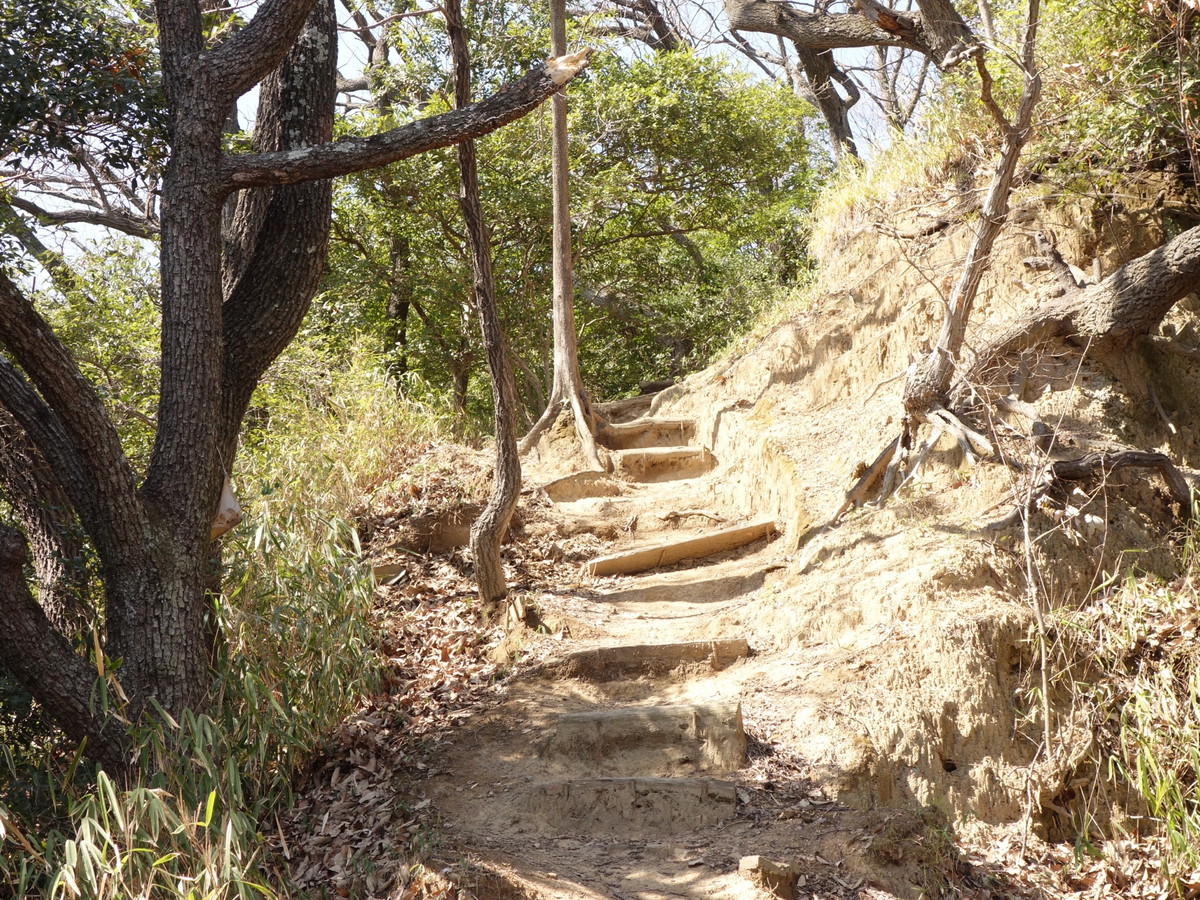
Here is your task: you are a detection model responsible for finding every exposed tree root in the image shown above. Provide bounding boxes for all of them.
[983,447,1194,532]
[836,405,991,519]
[928,406,994,462]
[518,386,605,471]
[835,433,902,521]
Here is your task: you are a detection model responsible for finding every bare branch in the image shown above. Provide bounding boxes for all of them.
[7,195,158,239]
[223,55,593,189]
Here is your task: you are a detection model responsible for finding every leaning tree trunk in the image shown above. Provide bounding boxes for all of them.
[838,0,1039,515]
[902,6,1041,421]
[446,0,522,609]
[518,0,601,466]
[0,409,92,635]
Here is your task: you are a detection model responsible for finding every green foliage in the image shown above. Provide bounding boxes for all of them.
[38,245,162,470]
[317,21,817,426]
[0,349,441,898]
[0,0,166,172]
[1034,0,1200,181]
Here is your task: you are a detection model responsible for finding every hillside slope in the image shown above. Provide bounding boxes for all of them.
[282,168,1200,899]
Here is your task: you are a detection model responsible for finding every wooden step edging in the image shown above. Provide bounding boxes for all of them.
[585,517,778,577]
[609,445,715,482]
[552,639,752,680]
[598,417,697,451]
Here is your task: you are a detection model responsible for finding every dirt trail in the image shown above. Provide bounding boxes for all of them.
[415,409,954,900]
[396,182,1200,899]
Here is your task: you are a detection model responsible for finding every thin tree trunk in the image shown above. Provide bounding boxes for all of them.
[386,235,413,382]
[518,0,601,465]
[446,0,522,608]
[903,3,1041,418]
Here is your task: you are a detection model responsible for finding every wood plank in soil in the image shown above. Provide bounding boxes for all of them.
[525,777,737,835]
[541,701,747,775]
[586,517,777,576]
[552,639,752,680]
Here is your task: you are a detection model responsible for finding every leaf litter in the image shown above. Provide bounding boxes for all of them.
[262,443,1187,900]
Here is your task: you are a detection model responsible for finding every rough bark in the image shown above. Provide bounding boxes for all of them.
[724,0,922,52]
[519,0,603,466]
[0,525,127,773]
[0,410,92,636]
[0,272,145,560]
[446,0,522,608]
[218,0,337,471]
[1078,224,1200,344]
[959,223,1200,392]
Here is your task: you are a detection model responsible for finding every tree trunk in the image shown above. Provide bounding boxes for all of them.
[793,44,860,160]
[386,234,414,382]
[0,525,127,774]
[446,0,522,609]
[904,19,1041,419]
[0,0,589,770]
[0,409,92,636]
[958,222,1200,393]
[519,0,601,466]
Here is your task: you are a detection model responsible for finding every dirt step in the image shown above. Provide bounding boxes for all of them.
[609,445,715,482]
[525,776,737,836]
[594,392,656,423]
[586,517,778,577]
[598,417,696,451]
[551,639,752,680]
[538,470,626,503]
[541,701,747,776]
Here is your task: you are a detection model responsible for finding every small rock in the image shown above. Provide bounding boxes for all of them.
[738,855,796,899]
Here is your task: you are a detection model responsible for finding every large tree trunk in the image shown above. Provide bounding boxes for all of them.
[0,0,590,770]
[446,0,522,609]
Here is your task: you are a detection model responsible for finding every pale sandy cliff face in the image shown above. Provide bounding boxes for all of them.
[653,169,1200,836]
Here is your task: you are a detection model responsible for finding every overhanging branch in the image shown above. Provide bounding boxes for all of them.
[222,53,593,190]
[723,0,926,53]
